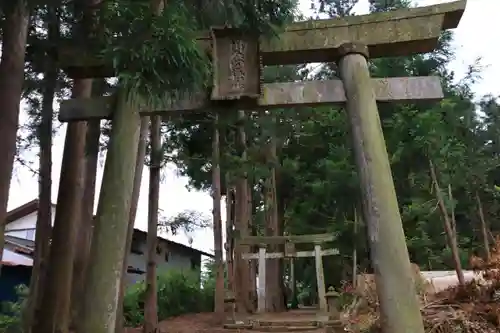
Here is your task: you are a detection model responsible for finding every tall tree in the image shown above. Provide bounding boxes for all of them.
[143,0,164,329]
[76,0,215,330]
[476,191,491,261]
[24,4,59,331]
[36,0,100,330]
[212,113,225,319]
[144,116,161,333]
[0,0,30,266]
[429,159,465,285]
[36,86,90,333]
[234,110,252,313]
[264,118,284,312]
[225,181,235,298]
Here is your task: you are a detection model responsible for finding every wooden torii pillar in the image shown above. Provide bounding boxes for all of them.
[56,1,466,332]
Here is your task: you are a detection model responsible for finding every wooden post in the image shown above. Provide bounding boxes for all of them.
[258,245,267,313]
[314,243,327,312]
[225,183,235,294]
[290,257,297,308]
[78,90,142,333]
[337,43,425,333]
[212,113,225,318]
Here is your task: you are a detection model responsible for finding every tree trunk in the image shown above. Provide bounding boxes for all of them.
[247,179,257,312]
[352,207,358,288]
[428,159,465,286]
[24,5,58,330]
[0,0,30,267]
[115,117,148,333]
[212,113,225,319]
[143,0,164,326]
[234,110,252,314]
[265,131,284,312]
[448,185,456,237]
[77,90,142,333]
[71,119,100,328]
[476,191,491,262]
[144,116,161,333]
[37,0,99,330]
[36,80,91,333]
[225,179,235,295]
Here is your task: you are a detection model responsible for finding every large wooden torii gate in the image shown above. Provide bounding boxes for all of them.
[57,1,466,332]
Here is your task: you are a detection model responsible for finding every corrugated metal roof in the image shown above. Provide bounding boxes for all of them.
[0,260,30,267]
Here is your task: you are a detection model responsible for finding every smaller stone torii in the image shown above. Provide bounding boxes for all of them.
[239,233,338,313]
[56,1,466,332]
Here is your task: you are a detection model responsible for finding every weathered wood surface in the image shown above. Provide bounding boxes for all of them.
[257,247,266,313]
[260,0,465,64]
[58,76,443,122]
[78,91,143,333]
[239,233,335,246]
[314,244,327,312]
[339,50,425,332]
[241,248,339,260]
[57,0,465,77]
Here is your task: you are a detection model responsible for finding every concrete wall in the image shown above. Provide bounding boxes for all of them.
[421,270,484,292]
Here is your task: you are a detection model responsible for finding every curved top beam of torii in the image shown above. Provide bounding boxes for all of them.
[213,0,466,65]
[58,0,467,122]
[58,0,466,77]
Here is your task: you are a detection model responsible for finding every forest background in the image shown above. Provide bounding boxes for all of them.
[8,0,500,280]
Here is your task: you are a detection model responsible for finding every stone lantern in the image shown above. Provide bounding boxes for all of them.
[325,286,341,320]
[324,287,344,333]
[223,290,236,324]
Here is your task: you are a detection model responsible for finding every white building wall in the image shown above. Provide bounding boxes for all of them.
[2,248,33,266]
[5,207,56,241]
[3,205,204,284]
[125,238,199,286]
[421,270,484,292]
[6,211,37,231]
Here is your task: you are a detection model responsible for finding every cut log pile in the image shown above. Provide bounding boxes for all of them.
[341,240,500,332]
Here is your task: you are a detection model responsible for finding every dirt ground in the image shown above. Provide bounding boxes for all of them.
[124,312,240,333]
[124,310,324,333]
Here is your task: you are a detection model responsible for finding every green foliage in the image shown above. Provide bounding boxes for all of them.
[123,269,214,327]
[164,0,500,294]
[94,0,297,105]
[188,0,297,33]
[158,209,212,236]
[13,0,500,314]
[0,285,28,333]
[98,0,211,103]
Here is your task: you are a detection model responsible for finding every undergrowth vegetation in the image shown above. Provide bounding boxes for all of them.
[0,268,215,331]
[0,285,28,333]
[123,269,214,327]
